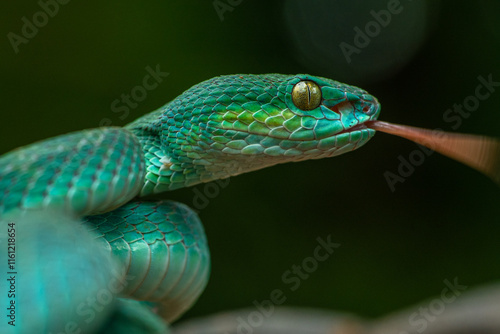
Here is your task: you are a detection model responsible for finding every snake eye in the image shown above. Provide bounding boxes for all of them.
[292,81,322,111]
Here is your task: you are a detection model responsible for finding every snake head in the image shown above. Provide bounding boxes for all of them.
[131,74,380,192]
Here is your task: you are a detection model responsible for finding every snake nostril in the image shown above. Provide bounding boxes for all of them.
[362,105,371,114]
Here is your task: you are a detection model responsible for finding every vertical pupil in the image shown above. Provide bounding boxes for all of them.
[306,85,311,105]
[292,80,321,111]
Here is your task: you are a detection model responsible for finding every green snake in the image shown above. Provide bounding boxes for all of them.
[0,74,497,333]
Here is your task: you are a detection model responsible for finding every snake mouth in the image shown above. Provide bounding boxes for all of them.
[336,123,368,135]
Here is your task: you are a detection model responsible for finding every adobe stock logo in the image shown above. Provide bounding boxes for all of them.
[228,235,340,334]
[8,0,71,54]
[100,65,169,127]
[339,0,410,64]
[384,74,500,192]
[212,0,243,21]
[398,277,467,334]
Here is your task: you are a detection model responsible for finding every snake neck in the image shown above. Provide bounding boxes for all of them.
[126,102,280,196]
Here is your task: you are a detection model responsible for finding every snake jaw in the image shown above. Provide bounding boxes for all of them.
[336,123,369,135]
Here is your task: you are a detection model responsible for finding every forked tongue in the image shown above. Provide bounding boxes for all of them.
[366,120,500,184]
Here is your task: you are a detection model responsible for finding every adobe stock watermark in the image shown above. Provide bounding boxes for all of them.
[8,0,71,54]
[191,155,261,213]
[384,74,500,192]
[213,0,243,21]
[99,65,169,127]
[339,0,410,64]
[48,267,135,334]
[192,178,230,213]
[398,277,467,334]
[227,235,340,334]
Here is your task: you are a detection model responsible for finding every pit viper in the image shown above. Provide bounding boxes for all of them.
[0,74,497,334]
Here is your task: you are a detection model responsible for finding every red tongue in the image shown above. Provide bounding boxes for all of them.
[366,120,500,184]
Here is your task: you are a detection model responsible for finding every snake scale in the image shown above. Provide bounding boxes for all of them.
[1,73,495,333]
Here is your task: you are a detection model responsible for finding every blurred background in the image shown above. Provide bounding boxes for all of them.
[1,0,499,324]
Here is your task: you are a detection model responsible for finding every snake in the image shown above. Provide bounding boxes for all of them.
[1,74,498,334]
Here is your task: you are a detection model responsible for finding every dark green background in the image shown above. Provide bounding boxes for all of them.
[1,0,499,322]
